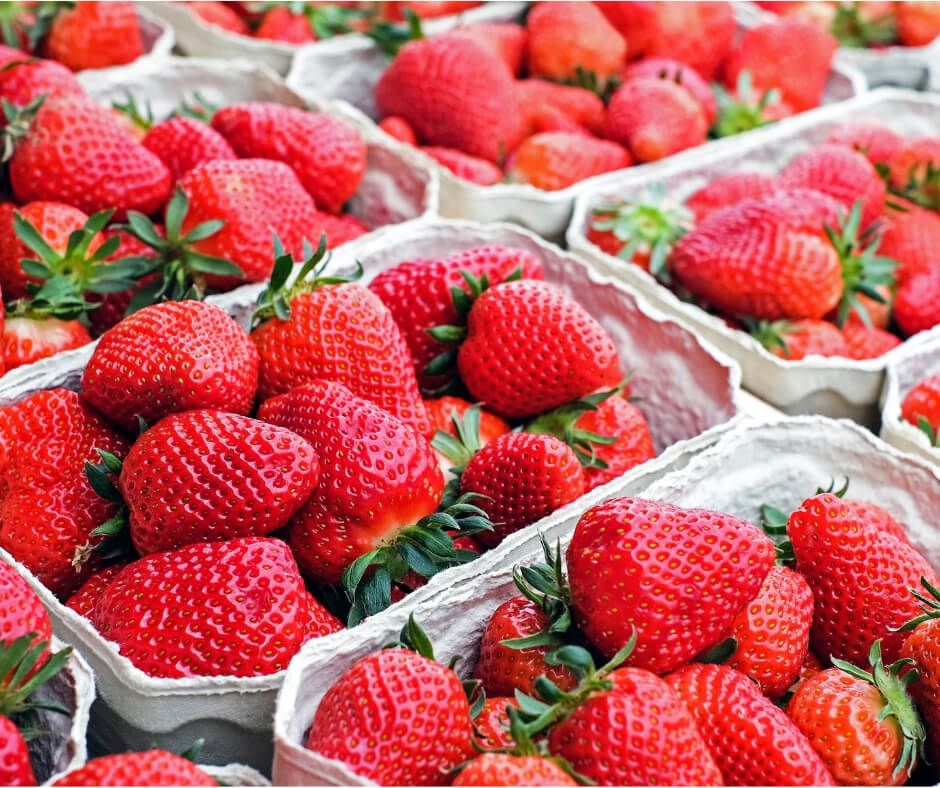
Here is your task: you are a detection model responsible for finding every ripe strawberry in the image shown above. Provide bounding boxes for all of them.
[621,57,717,125]
[525,2,626,86]
[114,410,320,555]
[685,173,779,223]
[2,316,91,371]
[426,396,509,474]
[841,321,902,360]
[82,300,259,433]
[665,663,835,785]
[516,80,605,137]
[0,559,51,671]
[0,59,84,110]
[306,639,474,785]
[422,146,503,186]
[753,318,849,360]
[894,263,940,337]
[826,121,904,167]
[898,580,940,765]
[44,2,144,71]
[901,373,940,439]
[92,537,310,678]
[566,497,774,671]
[458,280,621,420]
[301,591,344,640]
[211,103,366,214]
[878,201,940,284]
[0,389,130,598]
[8,95,171,220]
[312,211,369,249]
[897,1,940,45]
[188,1,251,34]
[0,716,35,787]
[253,6,316,43]
[141,116,236,183]
[787,492,940,665]
[506,132,631,191]
[887,137,940,210]
[376,32,524,164]
[826,1,897,47]
[452,22,527,76]
[50,751,216,786]
[368,244,543,394]
[453,754,576,787]
[251,242,431,435]
[605,78,707,163]
[723,21,837,113]
[378,115,417,145]
[843,499,911,544]
[64,562,129,620]
[382,1,483,21]
[787,641,925,785]
[473,697,518,749]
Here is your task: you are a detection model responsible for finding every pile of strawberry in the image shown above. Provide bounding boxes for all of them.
[587,119,940,361]
[305,486,940,787]
[0,52,373,376]
[757,1,940,49]
[901,372,940,447]
[0,238,661,677]
[369,1,839,190]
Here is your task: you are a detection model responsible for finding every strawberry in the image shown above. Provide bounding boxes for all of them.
[426,396,509,474]
[375,32,524,164]
[457,279,621,420]
[841,321,902,360]
[843,499,912,544]
[141,116,237,183]
[312,211,369,249]
[897,1,940,45]
[85,229,161,336]
[0,59,84,110]
[301,591,344,640]
[188,1,251,34]
[453,754,576,787]
[64,562,129,620]
[752,318,849,360]
[253,6,316,43]
[50,751,216,786]
[827,2,898,47]
[2,316,91,371]
[621,57,717,125]
[82,300,259,434]
[0,389,130,598]
[898,580,940,766]
[516,80,605,137]
[368,244,543,395]
[251,241,431,435]
[711,69,794,139]
[211,103,366,215]
[92,537,310,678]
[826,120,904,167]
[44,2,144,71]
[787,492,940,666]
[605,78,707,163]
[0,716,34,787]
[525,2,626,86]
[109,410,320,555]
[887,137,940,211]
[0,560,51,673]
[566,497,775,671]
[451,22,527,76]
[422,146,503,186]
[878,201,940,284]
[506,132,631,191]
[378,115,417,145]
[665,663,835,785]
[723,21,837,113]
[473,697,518,749]
[382,1,481,21]
[901,373,940,440]
[787,641,925,785]
[685,173,779,223]
[306,620,474,786]
[894,263,940,337]
[7,95,171,220]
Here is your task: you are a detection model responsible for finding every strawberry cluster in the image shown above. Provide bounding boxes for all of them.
[588,120,940,361]
[370,1,839,190]
[307,489,940,787]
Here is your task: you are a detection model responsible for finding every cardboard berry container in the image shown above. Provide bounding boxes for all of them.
[879,330,940,463]
[0,218,743,773]
[284,10,866,241]
[145,1,527,76]
[567,87,940,427]
[271,414,940,785]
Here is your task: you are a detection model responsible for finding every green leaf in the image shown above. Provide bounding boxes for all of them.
[182,219,224,244]
[165,187,189,240]
[124,212,165,249]
[13,213,59,262]
[187,254,244,277]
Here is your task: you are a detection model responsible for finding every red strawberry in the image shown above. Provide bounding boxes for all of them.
[787,641,924,785]
[841,321,902,360]
[92,537,310,678]
[621,57,717,125]
[422,146,503,186]
[525,2,626,85]
[665,663,835,785]
[605,78,707,163]
[879,201,940,284]
[301,591,344,640]
[51,751,215,786]
[64,562,129,620]
[188,1,251,34]
[897,1,940,45]
[82,300,259,433]
[426,396,509,474]
[826,121,904,167]
[116,410,320,555]
[458,279,621,420]
[141,116,236,182]
[566,497,775,671]
[899,580,940,766]
[2,316,91,371]
[516,80,605,137]
[254,6,315,43]
[382,1,482,21]
[0,560,51,672]
[376,32,524,164]
[452,22,527,76]
[685,173,779,223]
[844,499,912,544]
[453,755,576,787]
[787,492,940,665]
[506,132,631,191]
[894,263,940,337]
[211,103,366,214]
[378,115,417,145]
[0,716,35,787]
[0,59,84,109]
[312,211,369,249]
[8,95,171,220]
[45,2,144,71]
[473,697,517,749]
[888,137,940,210]
[901,373,940,438]
[0,389,130,597]
[754,318,849,360]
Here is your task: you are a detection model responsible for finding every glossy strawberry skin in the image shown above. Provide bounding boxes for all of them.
[211,103,366,214]
[902,374,940,436]
[685,173,779,223]
[0,560,51,676]
[458,280,621,420]
[253,6,315,43]
[0,716,35,787]
[506,132,632,191]
[64,562,129,620]
[306,648,474,786]
[10,95,171,220]
[901,618,940,765]
[473,697,517,749]
[895,263,940,337]
[45,1,144,71]
[2,316,92,371]
[252,283,431,437]
[51,751,215,787]
[575,393,656,491]
[313,211,369,249]
[425,397,510,445]
[120,410,320,556]
[422,146,503,186]
[141,116,236,183]
[0,389,130,598]
[0,59,84,109]
[257,381,443,584]
[453,754,576,787]
[897,1,940,46]
[844,500,912,544]
[787,492,940,666]
[768,319,849,361]
[301,591,344,640]
[92,537,309,678]
[566,497,775,672]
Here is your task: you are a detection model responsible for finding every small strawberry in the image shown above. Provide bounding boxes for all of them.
[1,315,91,371]
[44,2,144,71]
[0,716,35,787]
[51,751,216,786]
[81,299,259,434]
[898,579,940,765]
[841,321,902,360]
[253,6,315,43]
[473,697,518,749]
[141,116,237,183]
[516,80,605,137]
[378,115,417,145]
[187,1,251,34]
[897,1,940,45]
[422,146,503,186]
[901,373,940,442]
[826,120,904,167]
[0,59,84,110]
[254,3,362,43]
[506,132,631,191]
[894,263,940,337]
[684,173,779,223]
[64,561,129,620]
[751,318,849,360]
[454,754,576,787]
[621,58,716,124]
[301,591,344,640]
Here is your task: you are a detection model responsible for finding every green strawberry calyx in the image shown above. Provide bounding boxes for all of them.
[898,576,940,631]
[830,639,924,779]
[1,93,44,162]
[913,416,940,448]
[711,69,781,140]
[367,8,424,59]
[759,502,796,566]
[886,159,940,212]
[111,92,154,134]
[431,403,485,508]
[0,633,73,730]
[829,2,898,48]
[76,448,137,568]
[746,318,805,358]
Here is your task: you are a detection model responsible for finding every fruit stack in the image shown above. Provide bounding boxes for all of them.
[272,415,940,786]
[880,332,940,462]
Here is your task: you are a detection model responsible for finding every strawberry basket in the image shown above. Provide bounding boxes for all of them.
[567,87,940,426]
[880,330,940,463]
[271,414,940,785]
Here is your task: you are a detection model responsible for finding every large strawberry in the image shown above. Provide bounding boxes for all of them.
[81,300,259,434]
[251,240,431,435]
[566,497,774,672]
[44,2,144,71]
[50,752,216,787]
